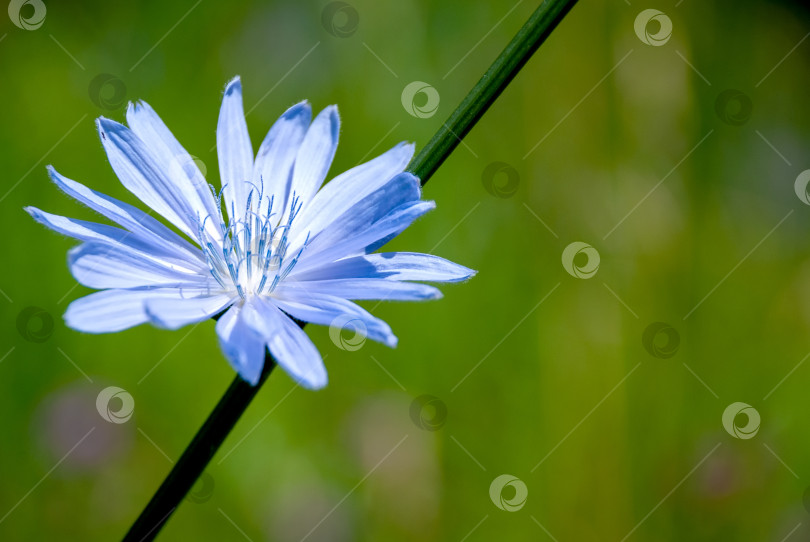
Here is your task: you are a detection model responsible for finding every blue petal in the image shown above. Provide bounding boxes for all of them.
[47,166,203,263]
[295,200,435,273]
[244,297,328,390]
[216,77,254,223]
[96,117,201,240]
[145,292,234,330]
[126,101,222,240]
[68,242,208,289]
[272,291,397,347]
[65,287,204,333]
[278,278,442,301]
[216,305,266,386]
[295,172,421,256]
[26,207,204,271]
[293,141,414,241]
[27,206,166,255]
[289,105,339,207]
[253,101,311,216]
[27,206,130,243]
[290,252,476,283]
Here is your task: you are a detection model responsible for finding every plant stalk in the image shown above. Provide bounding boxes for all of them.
[408,0,577,184]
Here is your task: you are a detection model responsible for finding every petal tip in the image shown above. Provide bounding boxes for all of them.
[455,266,477,282]
[321,105,340,127]
[298,369,328,390]
[125,101,140,120]
[63,311,79,331]
[95,116,119,135]
[23,206,47,220]
[45,165,66,186]
[284,100,312,119]
[63,300,98,334]
[241,368,261,386]
[224,76,242,94]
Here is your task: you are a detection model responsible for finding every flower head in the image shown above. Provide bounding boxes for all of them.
[26,77,474,389]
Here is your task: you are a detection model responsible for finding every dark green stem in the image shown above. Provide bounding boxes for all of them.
[122,360,276,541]
[122,1,577,539]
[408,0,578,184]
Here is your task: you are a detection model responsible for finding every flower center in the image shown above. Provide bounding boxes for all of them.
[197,186,309,299]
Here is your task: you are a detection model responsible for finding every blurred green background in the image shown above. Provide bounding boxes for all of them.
[2,0,810,540]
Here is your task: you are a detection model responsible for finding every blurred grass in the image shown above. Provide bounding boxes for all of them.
[2,0,810,540]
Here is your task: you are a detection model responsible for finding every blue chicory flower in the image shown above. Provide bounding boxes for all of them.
[26,76,475,389]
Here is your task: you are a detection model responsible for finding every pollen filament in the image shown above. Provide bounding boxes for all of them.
[198,185,308,299]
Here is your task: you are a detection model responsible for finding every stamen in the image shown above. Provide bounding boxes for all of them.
[198,185,307,298]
